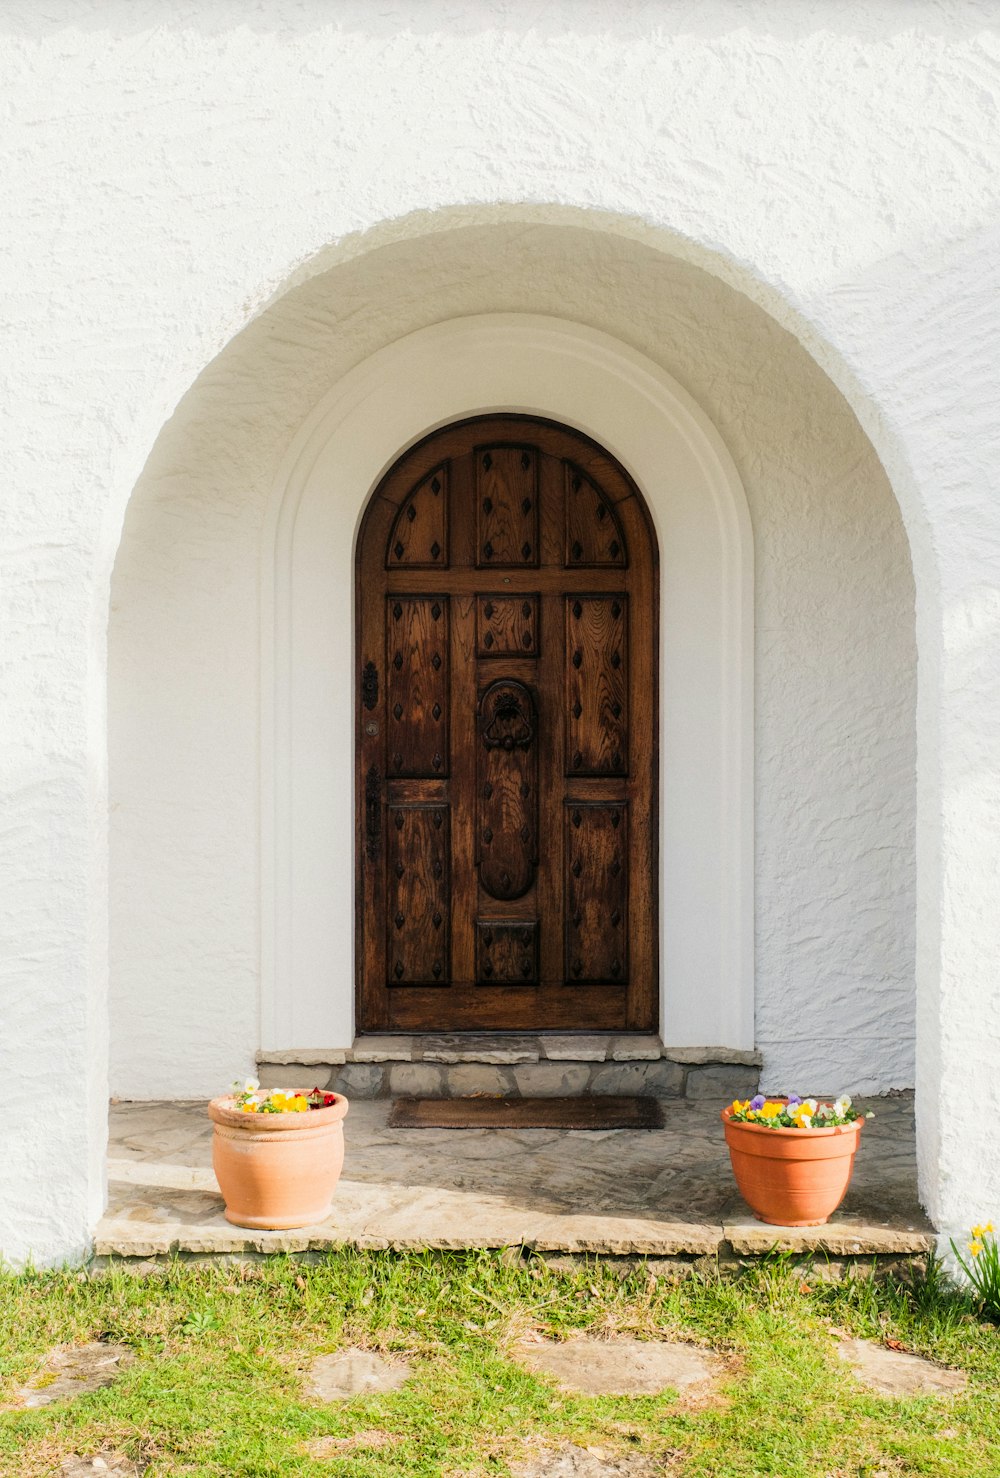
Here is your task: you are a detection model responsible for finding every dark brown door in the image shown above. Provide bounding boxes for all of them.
[356,415,658,1032]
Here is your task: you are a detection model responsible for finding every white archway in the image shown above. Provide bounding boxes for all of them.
[263,314,754,1052]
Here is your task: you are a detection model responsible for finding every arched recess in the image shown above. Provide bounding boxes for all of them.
[263,314,754,1051]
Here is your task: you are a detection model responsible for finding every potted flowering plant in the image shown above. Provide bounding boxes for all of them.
[721,1093,871,1227]
[208,1078,349,1231]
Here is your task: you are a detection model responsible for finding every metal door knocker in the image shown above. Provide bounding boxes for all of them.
[480,679,535,751]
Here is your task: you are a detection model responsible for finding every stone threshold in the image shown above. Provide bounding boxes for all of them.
[256,1035,763,1101]
[95,1222,935,1265]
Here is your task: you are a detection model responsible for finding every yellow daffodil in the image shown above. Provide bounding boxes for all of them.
[969,1239,983,1257]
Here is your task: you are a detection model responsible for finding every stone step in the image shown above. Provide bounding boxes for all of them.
[256,1035,762,1101]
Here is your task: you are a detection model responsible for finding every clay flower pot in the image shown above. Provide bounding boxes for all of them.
[208,1093,349,1230]
[722,1104,864,1227]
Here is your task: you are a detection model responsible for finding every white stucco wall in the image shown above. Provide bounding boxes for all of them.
[3,1,999,1263]
[110,226,915,1101]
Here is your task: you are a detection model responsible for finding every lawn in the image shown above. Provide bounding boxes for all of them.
[0,1251,997,1477]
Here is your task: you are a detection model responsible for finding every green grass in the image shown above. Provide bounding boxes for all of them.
[0,1251,998,1477]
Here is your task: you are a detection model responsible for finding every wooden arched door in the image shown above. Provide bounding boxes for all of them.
[356,415,658,1032]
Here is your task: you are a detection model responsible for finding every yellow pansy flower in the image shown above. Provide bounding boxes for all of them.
[762,1102,785,1118]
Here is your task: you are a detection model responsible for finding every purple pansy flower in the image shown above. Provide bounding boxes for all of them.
[749,1094,765,1110]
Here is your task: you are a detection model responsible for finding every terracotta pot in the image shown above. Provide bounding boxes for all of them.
[208,1094,349,1230]
[721,1103,864,1227]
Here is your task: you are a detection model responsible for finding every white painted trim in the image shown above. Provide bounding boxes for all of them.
[261,314,754,1051]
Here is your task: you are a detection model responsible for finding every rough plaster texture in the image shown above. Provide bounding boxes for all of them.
[3,1,999,1262]
[110,226,915,1100]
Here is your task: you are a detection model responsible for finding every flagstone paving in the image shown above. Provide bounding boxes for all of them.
[97,1095,934,1261]
[514,1337,723,1397]
[837,1337,967,1397]
[58,1457,145,1477]
[511,1444,669,1476]
[304,1349,412,1401]
[12,1342,134,1410]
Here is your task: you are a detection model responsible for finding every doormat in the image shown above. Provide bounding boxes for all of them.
[387,1096,665,1130]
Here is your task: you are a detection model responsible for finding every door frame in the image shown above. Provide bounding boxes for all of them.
[261,314,754,1052]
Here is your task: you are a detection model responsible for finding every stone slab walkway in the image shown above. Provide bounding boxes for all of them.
[97,1096,933,1261]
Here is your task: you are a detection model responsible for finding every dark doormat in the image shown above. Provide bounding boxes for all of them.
[387,1096,665,1130]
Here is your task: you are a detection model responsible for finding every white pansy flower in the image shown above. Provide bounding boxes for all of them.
[243,1077,260,1094]
[803,1098,818,1114]
[834,1095,851,1116]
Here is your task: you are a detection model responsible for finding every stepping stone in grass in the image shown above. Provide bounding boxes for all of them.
[13,1343,134,1409]
[58,1455,145,1476]
[305,1348,412,1401]
[838,1338,967,1397]
[512,1444,667,1476]
[515,1336,721,1398]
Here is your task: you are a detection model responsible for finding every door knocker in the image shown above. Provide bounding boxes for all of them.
[480,679,535,751]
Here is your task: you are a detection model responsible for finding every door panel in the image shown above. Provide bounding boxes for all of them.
[565,596,628,775]
[385,804,450,985]
[385,597,450,777]
[477,677,538,901]
[356,415,658,1033]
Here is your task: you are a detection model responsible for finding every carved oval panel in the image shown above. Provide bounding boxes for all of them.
[478,678,538,900]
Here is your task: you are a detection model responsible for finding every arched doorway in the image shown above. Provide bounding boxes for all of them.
[355,414,659,1032]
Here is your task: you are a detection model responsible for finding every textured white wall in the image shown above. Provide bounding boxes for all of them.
[3,1,999,1262]
[110,224,915,1101]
